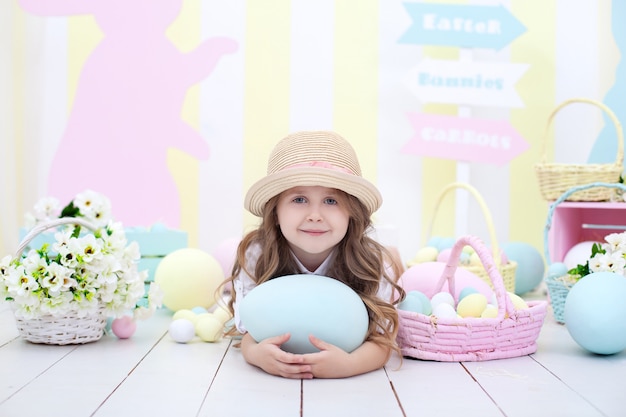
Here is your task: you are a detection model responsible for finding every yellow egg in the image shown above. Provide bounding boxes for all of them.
[507,292,529,310]
[410,246,439,264]
[469,252,483,266]
[480,304,498,318]
[212,304,233,324]
[462,245,475,255]
[456,293,488,318]
[195,314,223,342]
[173,309,198,324]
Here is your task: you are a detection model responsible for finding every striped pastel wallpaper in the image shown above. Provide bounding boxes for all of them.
[1,0,622,266]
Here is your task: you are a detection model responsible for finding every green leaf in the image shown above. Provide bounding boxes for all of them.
[60,201,80,218]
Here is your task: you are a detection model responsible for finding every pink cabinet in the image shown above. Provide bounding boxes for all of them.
[547,202,626,263]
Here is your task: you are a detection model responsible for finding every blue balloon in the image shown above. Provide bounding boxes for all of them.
[501,241,545,295]
[239,275,369,354]
[564,272,626,355]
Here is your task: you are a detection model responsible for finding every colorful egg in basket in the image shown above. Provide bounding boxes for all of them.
[239,274,369,354]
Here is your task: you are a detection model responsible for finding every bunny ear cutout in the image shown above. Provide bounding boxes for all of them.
[18,0,96,16]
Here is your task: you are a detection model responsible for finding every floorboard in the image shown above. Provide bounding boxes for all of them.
[1,300,625,417]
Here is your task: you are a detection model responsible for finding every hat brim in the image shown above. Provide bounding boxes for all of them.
[244,167,382,217]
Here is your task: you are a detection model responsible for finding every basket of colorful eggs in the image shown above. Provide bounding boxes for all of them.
[397,235,548,361]
[411,182,517,293]
[543,182,626,323]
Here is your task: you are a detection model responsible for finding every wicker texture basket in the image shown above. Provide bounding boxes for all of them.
[535,98,624,202]
[543,182,626,323]
[397,235,548,362]
[10,218,108,345]
[425,182,517,293]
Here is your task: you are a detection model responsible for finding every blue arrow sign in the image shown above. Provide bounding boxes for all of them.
[398,3,526,50]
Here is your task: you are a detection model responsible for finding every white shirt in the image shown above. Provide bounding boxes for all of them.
[232,242,393,333]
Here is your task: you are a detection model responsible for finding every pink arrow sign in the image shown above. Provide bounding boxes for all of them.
[402,113,529,165]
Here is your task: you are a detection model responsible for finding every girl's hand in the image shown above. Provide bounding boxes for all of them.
[240,333,313,379]
[301,335,390,379]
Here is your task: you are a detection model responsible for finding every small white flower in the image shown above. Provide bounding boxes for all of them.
[589,252,626,274]
[604,232,626,255]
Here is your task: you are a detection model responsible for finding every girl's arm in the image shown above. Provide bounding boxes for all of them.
[301,336,391,378]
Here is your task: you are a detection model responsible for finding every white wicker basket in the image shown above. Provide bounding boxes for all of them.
[10,218,108,345]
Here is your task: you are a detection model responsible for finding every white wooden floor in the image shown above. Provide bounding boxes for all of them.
[1,296,624,417]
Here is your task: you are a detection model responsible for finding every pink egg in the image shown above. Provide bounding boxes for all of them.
[436,248,452,263]
[111,316,137,339]
[397,261,494,303]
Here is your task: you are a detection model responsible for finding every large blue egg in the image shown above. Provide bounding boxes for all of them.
[239,274,369,354]
[564,272,626,355]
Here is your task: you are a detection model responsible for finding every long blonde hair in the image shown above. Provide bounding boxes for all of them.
[222,190,406,356]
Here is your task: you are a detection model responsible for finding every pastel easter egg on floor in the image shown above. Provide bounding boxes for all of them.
[173,309,199,324]
[563,241,598,270]
[155,248,224,312]
[239,275,369,354]
[195,314,223,342]
[169,319,196,343]
[111,316,137,339]
[501,241,545,295]
[564,272,626,355]
[398,262,494,301]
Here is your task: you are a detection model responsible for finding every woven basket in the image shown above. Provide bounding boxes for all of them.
[543,182,626,323]
[535,98,624,202]
[10,217,108,345]
[425,182,517,293]
[397,235,548,362]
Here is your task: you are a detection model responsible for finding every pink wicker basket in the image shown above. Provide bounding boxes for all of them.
[397,235,548,362]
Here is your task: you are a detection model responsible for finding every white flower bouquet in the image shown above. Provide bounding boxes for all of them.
[0,190,162,344]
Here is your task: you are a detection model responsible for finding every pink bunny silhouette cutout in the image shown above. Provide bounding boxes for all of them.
[20,0,238,227]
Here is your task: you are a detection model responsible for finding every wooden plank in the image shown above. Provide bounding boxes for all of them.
[0,312,168,417]
[0,303,19,345]
[530,318,626,417]
[92,313,232,416]
[463,355,603,417]
[387,354,503,417]
[302,367,403,417]
[197,338,302,417]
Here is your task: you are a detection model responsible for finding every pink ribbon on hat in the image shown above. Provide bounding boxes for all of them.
[284,161,355,175]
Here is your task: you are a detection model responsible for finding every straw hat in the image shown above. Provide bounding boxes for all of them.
[244,131,382,217]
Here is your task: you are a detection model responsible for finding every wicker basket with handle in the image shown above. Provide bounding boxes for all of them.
[543,182,626,323]
[535,98,624,202]
[9,217,108,345]
[424,182,517,293]
[397,235,548,361]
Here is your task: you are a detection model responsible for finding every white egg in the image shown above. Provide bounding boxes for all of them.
[430,292,455,309]
[432,303,458,319]
[169,319,196,343]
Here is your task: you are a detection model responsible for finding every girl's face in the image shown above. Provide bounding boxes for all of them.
[276,186,350,270]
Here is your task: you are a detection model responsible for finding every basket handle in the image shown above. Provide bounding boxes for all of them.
[543,182,626,265]
[434,235,515,319]
[425,182,502,268]
[15,217,99,259]
[539,98,624,166]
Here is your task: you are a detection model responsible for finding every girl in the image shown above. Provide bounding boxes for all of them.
[223,130,405,379]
